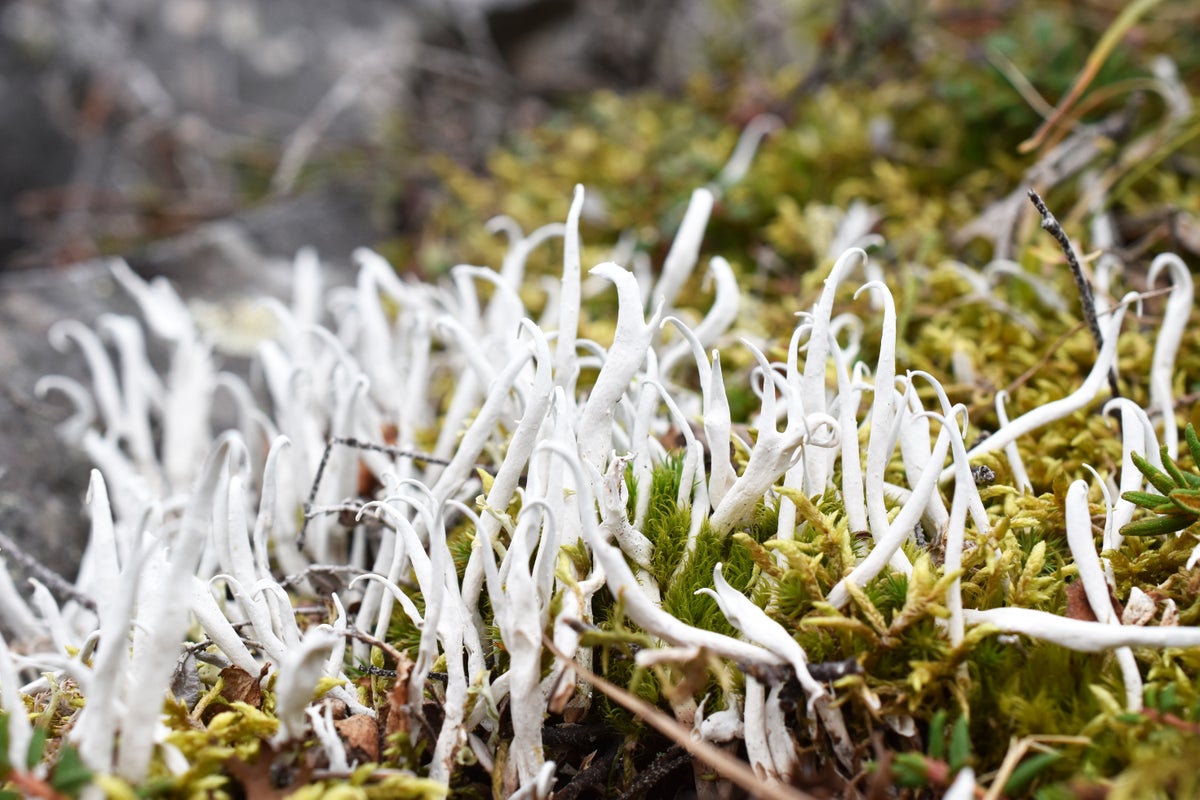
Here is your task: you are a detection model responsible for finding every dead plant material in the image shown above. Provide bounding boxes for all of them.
[336,714,381,763]
[543,634,819,800]
[219,665,264,708]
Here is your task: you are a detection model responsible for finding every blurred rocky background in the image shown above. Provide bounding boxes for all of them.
[0,0,766,577]
[0,0,672,575]
[0,0,713,270]
[4,0,1199,579]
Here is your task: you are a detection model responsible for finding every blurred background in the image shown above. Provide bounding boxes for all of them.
[0,0,714,270]
[2,0,1200,575]
[3,0,1200,274]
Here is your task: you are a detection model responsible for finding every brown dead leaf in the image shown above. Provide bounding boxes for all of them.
[1065,581,1124,623]
[225,745,310,800]
[336,714,381,763]
[385,680,410,740]
[383,649,415,740]
[220,665,263,708]
[225,756,285,800]
[1065,582,1097,622]
[562,694,590,725]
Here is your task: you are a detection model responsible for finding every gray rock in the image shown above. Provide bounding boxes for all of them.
[0,180,375,583]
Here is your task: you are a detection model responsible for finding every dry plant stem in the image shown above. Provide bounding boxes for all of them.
[1108,117,1200,209]
[299,436,452,548]
[1018,0,1165,153]
[986,46,1054,118]
[981,736,1091,800]
[958,110,1129,259]
[616,745,691,800]
[278,565,369,593]
[542,636,818,800]
[342,626,411,671]
[0,529,96,613]
[1026,189,1119,401]
[270,52,400,197]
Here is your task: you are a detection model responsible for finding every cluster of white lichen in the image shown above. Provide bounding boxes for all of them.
[2,165,1198,798]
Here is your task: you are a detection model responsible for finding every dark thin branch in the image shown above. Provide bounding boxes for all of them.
[360,664,398,678]
[343,625,412,669]
[0,528,96,613]
[543,635,819,800]
[331,437,454,466]
[278,564,368,593]
[1027,189,1121,401]
[617,745,691,800]
[542,723,615,750]
[299,436,453,549]
[554,741,621,800]
[807,657,862,683]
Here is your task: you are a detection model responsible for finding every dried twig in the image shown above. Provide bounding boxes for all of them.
[554,741,621,800]
[270,52,402,198]
[0,529,96,613]
[1018,0,1165,153]
[957,110,1129,258]
[807,658,862,683]
[278,564,368,593]
[543,635,819,800]
[1027,189,1120,401]
[616,745,691,800]
[343,626,410,665]
[986,46,1054,119]
[299,436,452,548]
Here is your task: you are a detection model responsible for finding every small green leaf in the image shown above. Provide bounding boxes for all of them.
[1120,490,1175,510]
[1185,424,1200,468]
[1161,448,1194,490]
[1120,514,1195,537]
[948,716,971,772]
[1004,751,1063,794]
[928,709,948,761]
[1170,488,1200,515]
[1132,452,1178,495]
[24,727,46,772]
[51,745,92,795]
[1180,469,1200,490]
[891,752,930,788]
[1153,684,1182,714]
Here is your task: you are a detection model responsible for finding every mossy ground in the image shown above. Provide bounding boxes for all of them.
[386,3,1200,796]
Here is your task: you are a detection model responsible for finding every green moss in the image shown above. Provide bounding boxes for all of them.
[384,592,425,660]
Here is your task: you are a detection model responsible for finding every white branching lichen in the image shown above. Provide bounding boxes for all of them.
[0,171,1197,797]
